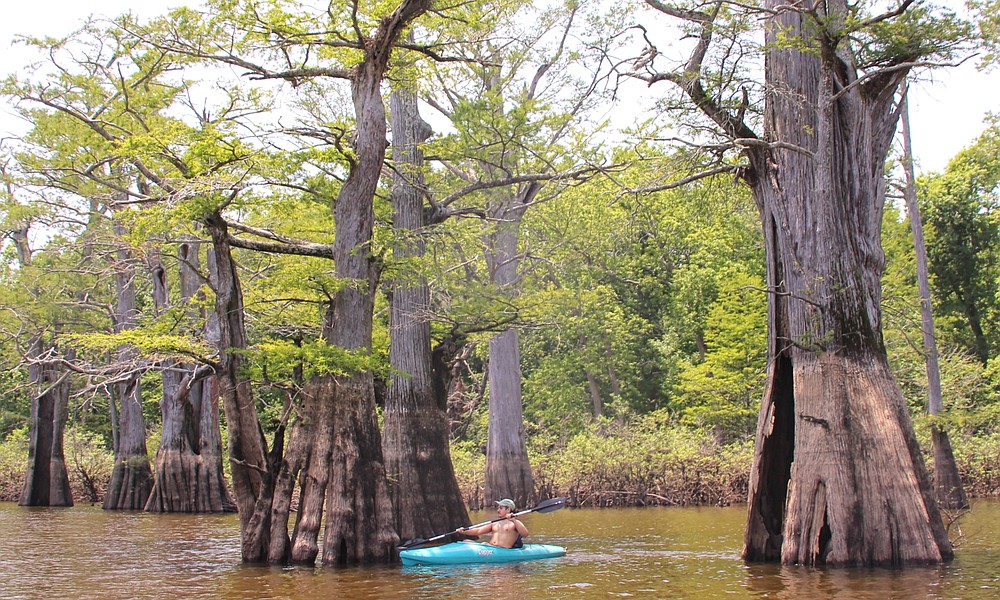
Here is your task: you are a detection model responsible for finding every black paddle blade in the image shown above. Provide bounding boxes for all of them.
[398,538,429,550]
[532,496,567,513]
[398,531,475,551]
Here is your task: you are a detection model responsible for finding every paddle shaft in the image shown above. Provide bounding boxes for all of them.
[399,497,566,549]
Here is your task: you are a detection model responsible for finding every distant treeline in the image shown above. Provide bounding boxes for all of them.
[4,418,998,507]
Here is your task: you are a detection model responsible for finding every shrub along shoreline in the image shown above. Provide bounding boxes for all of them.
[2,423,998,506]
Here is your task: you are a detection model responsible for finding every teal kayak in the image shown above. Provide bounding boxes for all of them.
[399,541,566,566]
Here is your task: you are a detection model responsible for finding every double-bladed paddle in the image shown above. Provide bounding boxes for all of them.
[397,496,567,550]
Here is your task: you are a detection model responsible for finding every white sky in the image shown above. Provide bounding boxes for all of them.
[1,1,996,175]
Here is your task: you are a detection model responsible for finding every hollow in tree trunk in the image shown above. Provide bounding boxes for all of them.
[741,1,952,566]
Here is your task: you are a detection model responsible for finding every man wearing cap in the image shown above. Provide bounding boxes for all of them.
[455,498,529,548]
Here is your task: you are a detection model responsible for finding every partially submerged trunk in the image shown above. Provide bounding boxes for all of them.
[313,36,405,562]
[205,214,273,561]
[20,337,73,507]
[741,1,951,566]
[198,0,429,565]
[104,225,153,510]
[383,86,469,540]
[263,2,430,565]
[146,240,235,513]
[484,327,535,508]
[483,202,536,508]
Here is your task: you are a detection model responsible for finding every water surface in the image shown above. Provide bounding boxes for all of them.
[2,500,997,599]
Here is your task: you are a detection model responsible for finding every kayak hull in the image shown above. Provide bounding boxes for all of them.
[399,541,566,566]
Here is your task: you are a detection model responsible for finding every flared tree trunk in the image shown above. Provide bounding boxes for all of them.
[382,86,470,541]
[19,337,73,507]
[315,39,403,564]
[483,202,536,508]
[146,240,235,513]
[741,1,952,566]
[146,370,234,512]
[269,2,430,566]
[104,224,153,510]
[484,327,534,508]
[197,0,428,566]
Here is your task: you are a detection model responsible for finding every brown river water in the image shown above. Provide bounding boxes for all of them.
[2,500,999,599]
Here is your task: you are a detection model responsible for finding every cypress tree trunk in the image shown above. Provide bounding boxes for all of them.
[383,85,470,541]
[275,1,431,565]
[14,227,72,507]
[104,222,152,510]
[194,0,429,565]
[741,0,951,566]
[483,213,535,509]
[205,214,273,562]
[314,38,402,564]
[146,240,235,513]
[19,337,73,507]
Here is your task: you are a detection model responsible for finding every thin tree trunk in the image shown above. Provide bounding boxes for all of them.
[205,214,273,561]
[742,1,951,566]
[586,371,603,419]
[382,85,469,542]
[899,94,968,511]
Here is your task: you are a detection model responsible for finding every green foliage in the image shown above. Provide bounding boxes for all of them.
[64,427,115,503]
[0,426,113,503]
[0,368,29,438]
[674,272,767,441]
[60,330,214,364]
[0,427,28,500]
[920,125,1000,364]
[531,414,752,506]
[970,0,1000,65]
[246,338,389,382]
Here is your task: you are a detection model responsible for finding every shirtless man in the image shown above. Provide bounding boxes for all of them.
[456,498,529,548]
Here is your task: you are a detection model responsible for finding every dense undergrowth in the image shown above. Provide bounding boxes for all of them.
[3,421,998,507]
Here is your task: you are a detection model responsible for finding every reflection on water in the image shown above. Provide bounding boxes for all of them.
[2,500,998,599]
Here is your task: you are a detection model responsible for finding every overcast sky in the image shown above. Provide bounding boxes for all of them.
[2,1,996,175]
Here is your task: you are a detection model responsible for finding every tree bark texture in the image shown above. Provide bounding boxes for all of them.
[483,201,536,508]
[205,214,273,561]
[484,328,535,508]
[383,86,470,541]
[741,1,952,566]
[104,227,153,510]
[267,0,430,565]
[19,337,73,507]
[146,240,235,513]
[313,18,408,561]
